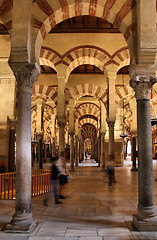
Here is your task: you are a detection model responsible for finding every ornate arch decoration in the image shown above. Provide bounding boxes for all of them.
[81,123,97,141]
[32,84,58,106]
[66,83,107,106]
[79,115,98,129]
[40,46,130,76]
[34,0,136,61]
[75,102,100,120]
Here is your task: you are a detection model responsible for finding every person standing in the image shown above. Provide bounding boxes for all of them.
[43,157,62,205]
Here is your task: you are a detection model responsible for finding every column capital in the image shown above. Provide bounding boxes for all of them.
[69,131,75,136]
[130,76,157,100]
[58,120,66,128]
[37,132,43,140]
[9,62,40,93]
[107,119,115,128]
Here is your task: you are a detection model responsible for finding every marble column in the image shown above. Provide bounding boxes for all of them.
[58,121,65,157]
[100,133,105,170]
[6,64,39,232]
[75,137,79,167]
[70,132,75,171]
[107,120,116,182]
[37,132,43,169]
[98,135,101,166]
[130,75,157,231]
[108,121,115,161]
[52,137,56,158]
[131,136,138,171]
[8,118,16,172]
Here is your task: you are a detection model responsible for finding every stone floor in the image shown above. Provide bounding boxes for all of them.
[1,160,157,239]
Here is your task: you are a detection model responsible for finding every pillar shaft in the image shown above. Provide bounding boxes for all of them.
[131,136,137,170]
[108,121,115,160]
[15,84,33,224]
[5,63,39,231]
[37,133,43,169]
[75,138,78,166]
[8,129,16,172]
[137,99,155,216]
[52,137,56,158]
[70,133,74,171]
[58,121,65,156]
[100,133,105,169]
[130,74,157,225]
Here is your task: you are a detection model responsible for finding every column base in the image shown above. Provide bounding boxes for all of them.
[131,167,138,171]
[5,220,37,234]
[133,214,157,231]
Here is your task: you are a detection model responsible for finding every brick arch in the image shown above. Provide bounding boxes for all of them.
[34,0,135,62]
[40,58,57,71]
[66,84,107,106]
[32,85,58,106]
[79,117,98,129]
[80,122,97,141]
[40,46,130,76]
[75,102,100,120]
[67,57,105,76]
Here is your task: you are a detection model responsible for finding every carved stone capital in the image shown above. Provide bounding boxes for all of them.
[58,120,66,128]
[9,62,40,94]
[107,119,115,128]
[130,76,157,100]
[69,132,75,137]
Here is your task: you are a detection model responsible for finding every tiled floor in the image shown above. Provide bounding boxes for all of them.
[1,160,157,239]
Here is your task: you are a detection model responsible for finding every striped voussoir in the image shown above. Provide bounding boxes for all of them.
[65,84,107,106]
[32,85,58,106]
[40,46,130,75]
[75,103,100,120]
[33,0,136,52]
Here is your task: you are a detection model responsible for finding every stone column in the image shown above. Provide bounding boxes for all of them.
[75,136,79,166]
[6,64,39,232]
[70,132,75,171]
[8,118,16,172]
[37,132,43,169]
[52,137,56,158]
[131,135,138,171]
[58,121,65,157]
[107,120,116,182]
[100,133,105,170]
[130,75,157,231]
[108,121,115,161]
[98,134,101,166]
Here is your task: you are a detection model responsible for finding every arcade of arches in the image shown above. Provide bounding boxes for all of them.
[1,0,157,234]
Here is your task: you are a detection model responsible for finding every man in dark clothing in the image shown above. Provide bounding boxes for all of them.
[43,157,62,206]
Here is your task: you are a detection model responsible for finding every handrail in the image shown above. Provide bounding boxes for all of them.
[0,170,52,200]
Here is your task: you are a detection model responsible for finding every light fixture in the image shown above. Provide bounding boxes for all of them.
[120,74,128,139]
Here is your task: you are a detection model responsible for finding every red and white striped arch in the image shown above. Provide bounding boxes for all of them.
[40,46,130,75]
[34,0,136,60]
[66,84,107,106]
[32,85,58,106]
[79,117,98,129]
[75,102,100,120]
